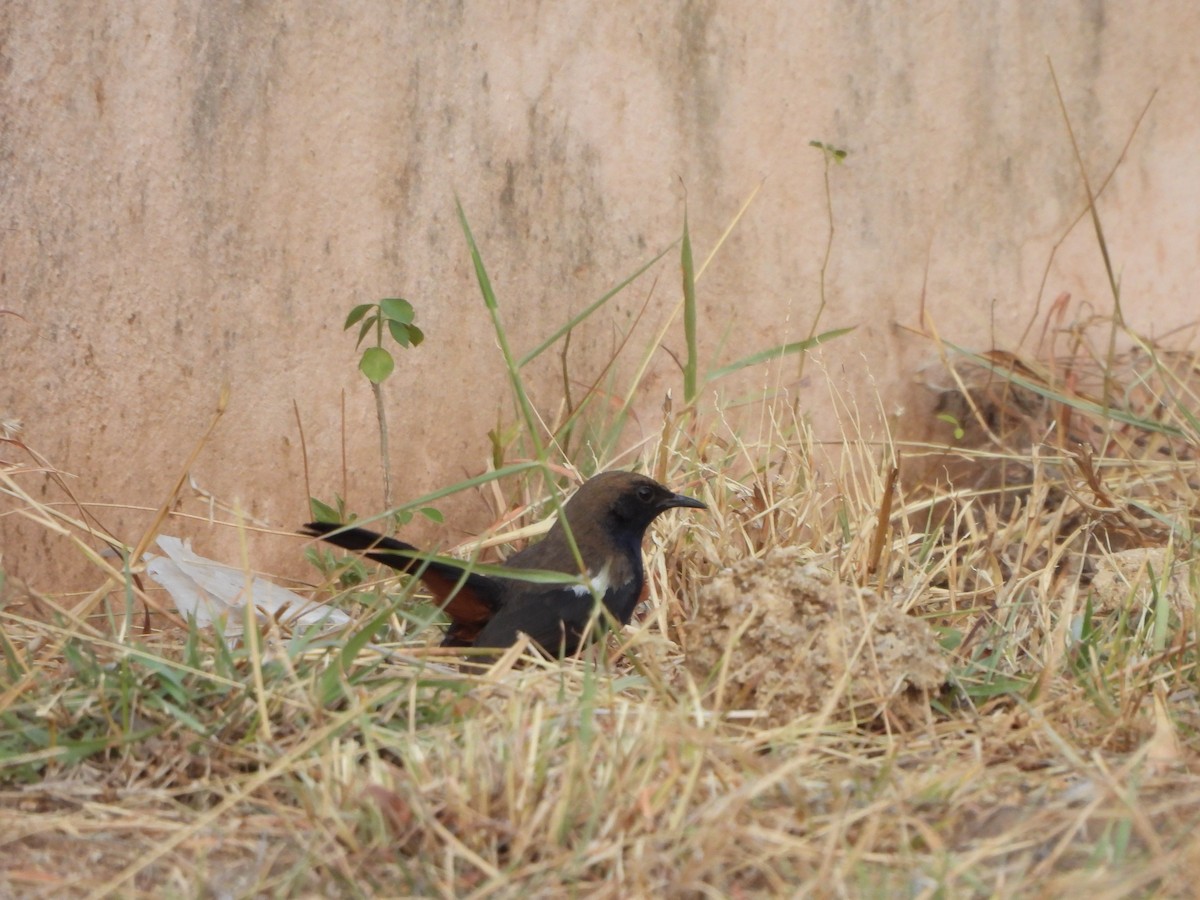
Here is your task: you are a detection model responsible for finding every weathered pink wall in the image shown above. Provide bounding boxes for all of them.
[3,3,1197,588]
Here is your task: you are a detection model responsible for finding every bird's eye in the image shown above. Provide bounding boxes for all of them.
[636,485,655,503]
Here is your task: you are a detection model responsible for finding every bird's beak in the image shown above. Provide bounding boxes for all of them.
[664,493,707,511]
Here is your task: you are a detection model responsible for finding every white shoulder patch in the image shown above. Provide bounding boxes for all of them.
[569,559,613,598]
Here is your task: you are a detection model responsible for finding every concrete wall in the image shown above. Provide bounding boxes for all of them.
[3,2,1197,588]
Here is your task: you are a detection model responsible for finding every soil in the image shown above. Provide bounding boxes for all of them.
[683,547,948,727]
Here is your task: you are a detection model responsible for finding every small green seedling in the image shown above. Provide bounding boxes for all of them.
[342,297,425,511]
[345,297,425,384]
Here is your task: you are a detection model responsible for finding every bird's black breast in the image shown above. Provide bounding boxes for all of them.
[469,556,643,655]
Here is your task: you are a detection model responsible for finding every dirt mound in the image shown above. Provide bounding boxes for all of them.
[684,547,948,726]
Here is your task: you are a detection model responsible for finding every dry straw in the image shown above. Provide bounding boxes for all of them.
[3,318,1199,896]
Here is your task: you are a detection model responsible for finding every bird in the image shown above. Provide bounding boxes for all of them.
[301,470,706,656]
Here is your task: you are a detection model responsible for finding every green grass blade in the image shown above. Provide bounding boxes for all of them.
[681,208,698,404]
[706,327,855,383]
[518,241,678,368]
[355,461,545,529]
[453,198,586,572]
[455,197,544,459]
[943,340,1188,438]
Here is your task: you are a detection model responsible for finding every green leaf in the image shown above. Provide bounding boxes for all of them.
[385,321,426,349]
[317,613,389,704]
[309,497,340,523]
[150,696,209,734]
[393,321,417,348]
[359,346,395,383]
[355,315,377,350]
[809,140,849,162]
[935,627,963,652]
[957,672,1032,700]
[379,297,415,325]
[344,303,375,330]
[935,413,966,440]
[348,460,542,534]
[393,319,426,348]
[340,609,390,670]
[63,728,159,765]
[418,506,443,524]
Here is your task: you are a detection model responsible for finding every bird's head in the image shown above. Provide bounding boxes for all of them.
[561,470,706,537]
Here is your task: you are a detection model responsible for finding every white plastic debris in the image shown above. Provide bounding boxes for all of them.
[145,535,350,636]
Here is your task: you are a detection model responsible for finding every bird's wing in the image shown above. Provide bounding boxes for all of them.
[470,585,596,656]
[471,571,645,655]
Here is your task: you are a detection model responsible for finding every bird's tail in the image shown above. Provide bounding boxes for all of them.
[300,522,424,573]
[300,522,502,634]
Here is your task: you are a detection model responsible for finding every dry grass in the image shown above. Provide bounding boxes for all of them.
[3,325,1200,899]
